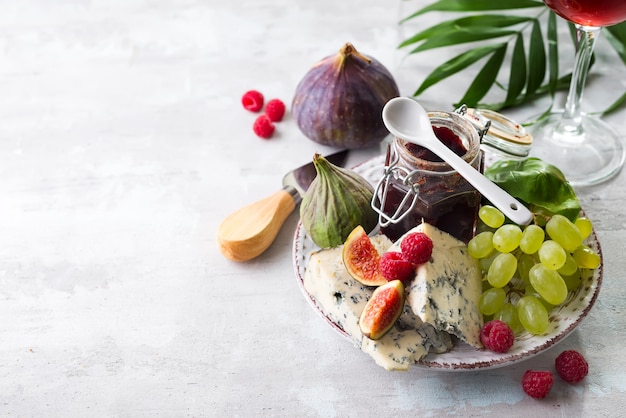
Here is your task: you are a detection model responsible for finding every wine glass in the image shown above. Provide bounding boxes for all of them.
[526,0,626,186]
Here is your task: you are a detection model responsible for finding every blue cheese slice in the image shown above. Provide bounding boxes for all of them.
[303,235,452,371]
[395,223,484,348]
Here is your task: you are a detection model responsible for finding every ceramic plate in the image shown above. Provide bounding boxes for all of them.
[293,155,603,371]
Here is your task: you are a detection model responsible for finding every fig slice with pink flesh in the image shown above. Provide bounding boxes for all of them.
[359,280,405,340]
[342,225,387,287]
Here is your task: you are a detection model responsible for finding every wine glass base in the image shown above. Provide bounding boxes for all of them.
[526,111,626,187]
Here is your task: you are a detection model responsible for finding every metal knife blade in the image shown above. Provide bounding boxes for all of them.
[217,150,349,262]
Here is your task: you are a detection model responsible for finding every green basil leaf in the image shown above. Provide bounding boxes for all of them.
[485,158,581,222]
[402,0,543,21]
[414,43,507,96]
[506,34,526,103]
[457,44,507,106]
[525,19,546,98]
[408,28,517,54]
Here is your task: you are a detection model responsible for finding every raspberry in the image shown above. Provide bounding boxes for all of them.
[242,90,264,112]
[265,98,286,122]
[480,320,514,353]
[555,350,589,383]
[253,114,275,139]
[379,251,414,283]
[400,232,433,265]
[521,370,554,399]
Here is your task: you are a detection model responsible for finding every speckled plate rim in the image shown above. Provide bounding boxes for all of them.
[293,155,603,371]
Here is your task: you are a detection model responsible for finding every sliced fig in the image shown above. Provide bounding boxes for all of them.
[359,280,405,340]
[301,155,378,249]
[342,225,387,287]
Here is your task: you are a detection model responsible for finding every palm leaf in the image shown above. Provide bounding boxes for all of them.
[546,12,559,98]
[605,25,626,65]
[485,73,572,111]
[414,43,507,96]
[525,19,546,99]
[603,92,626,115]
[506,33,527,104]
[399,14,531,48]
[401,0,543,22]
[408,28,517,54]
[457,43,507,106]
[399,2,626,111]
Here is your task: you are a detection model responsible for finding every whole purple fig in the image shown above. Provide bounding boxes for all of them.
[292,43,400,149]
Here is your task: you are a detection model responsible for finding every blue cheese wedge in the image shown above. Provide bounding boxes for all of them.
[303,235,452,371]
[395,223,484,349]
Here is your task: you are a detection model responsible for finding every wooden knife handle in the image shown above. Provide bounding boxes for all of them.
[217,188,297,261]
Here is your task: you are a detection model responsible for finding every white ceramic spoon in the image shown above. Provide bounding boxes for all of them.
[382,97,533,226]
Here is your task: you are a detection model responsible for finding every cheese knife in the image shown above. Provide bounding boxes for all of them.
[217,150,349,262]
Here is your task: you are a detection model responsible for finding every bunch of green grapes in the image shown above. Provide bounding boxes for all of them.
[468,205,600,335]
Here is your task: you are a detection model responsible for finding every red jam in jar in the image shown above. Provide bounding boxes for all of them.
[404,126,468,161]
[377,111,482,243]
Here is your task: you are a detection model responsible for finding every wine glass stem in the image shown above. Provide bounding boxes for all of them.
[558,25,602,137]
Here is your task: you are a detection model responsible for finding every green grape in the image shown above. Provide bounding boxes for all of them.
[487,252,517,288]
[494,303,523,333]
[468,231,494,259]
[479,287,506,315]
[480,251,499,272]
[479,205,505,228]
[561,269,582,291]
[572,245,601,269]
[557,252,578,276]
[492,224,523,253]
[528,263,568,305]
[519,224,545,254]
[476,222,496,234]
[517,253,535,282]
[524,280,538,296]
[575,217,593,240]
[517,295,550,335]
[538,240,566,270]
[545,214,583,252]
[536,293,555,311]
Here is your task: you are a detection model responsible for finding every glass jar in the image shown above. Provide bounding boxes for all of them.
[372,110,483,243]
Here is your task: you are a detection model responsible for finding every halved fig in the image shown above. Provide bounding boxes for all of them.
[359,280,405,340]
[342,225,387,287]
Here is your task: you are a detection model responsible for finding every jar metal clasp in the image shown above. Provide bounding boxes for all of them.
[371,150,421,227]
[455,104,492,138]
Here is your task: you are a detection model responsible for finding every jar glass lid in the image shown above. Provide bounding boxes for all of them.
[456,106,533,157]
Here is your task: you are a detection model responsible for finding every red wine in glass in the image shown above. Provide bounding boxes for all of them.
[525,2,626,186]
[544,0,626,27]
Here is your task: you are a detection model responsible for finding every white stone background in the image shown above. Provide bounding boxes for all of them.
[0,0,625,416]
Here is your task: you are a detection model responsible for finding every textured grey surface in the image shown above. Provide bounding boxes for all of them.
[1,1,625,416]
